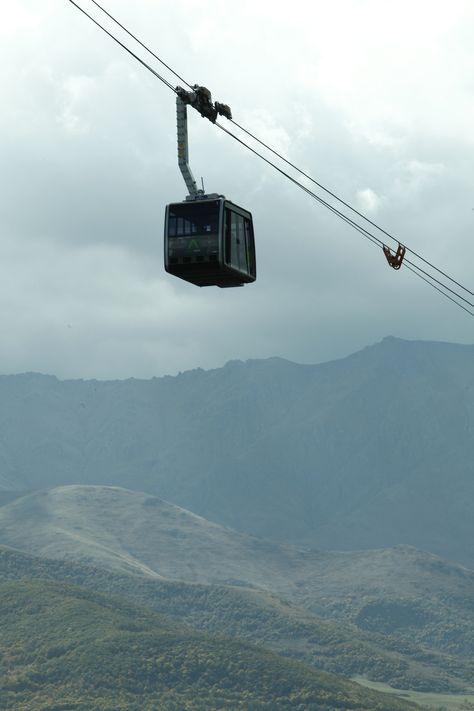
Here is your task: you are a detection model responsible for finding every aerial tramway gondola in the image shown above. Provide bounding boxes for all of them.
[164,86,256,288]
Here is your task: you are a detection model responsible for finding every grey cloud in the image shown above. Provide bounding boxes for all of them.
[0,0,473,379]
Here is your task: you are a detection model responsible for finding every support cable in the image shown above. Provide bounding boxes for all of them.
[84,0,474,302]
[88,0,193,89]
[216,121,474,312]
[229,118,474,300]
[66,0,474,318]
[67,0,177,92]
[404,264,474,317]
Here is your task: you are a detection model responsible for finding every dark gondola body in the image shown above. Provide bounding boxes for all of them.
[164,197,256,287]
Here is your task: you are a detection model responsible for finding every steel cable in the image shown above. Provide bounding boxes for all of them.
[66,0,474,318]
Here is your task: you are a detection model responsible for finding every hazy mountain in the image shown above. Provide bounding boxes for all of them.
[1,579,421,711]
[1,485,473,692]
[1,336,473,565]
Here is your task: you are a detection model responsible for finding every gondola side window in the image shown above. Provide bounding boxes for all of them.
[225,209,250,273]
[244,218,255,277]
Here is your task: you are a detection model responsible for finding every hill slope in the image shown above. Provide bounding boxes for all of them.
[1,485,473,691]
[0,544,454,693]
[0,337,473,565]
[2,485,474,606]
[0,578,421,711]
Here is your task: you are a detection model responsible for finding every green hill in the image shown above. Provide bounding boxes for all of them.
[0,578,418,711]
[1,484,474,693]
[0,543,472,693]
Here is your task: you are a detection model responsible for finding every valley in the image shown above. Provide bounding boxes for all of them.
[353,677,474,711]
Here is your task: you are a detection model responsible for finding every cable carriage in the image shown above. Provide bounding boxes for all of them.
[165,198,256,287]
[164,86,256,288]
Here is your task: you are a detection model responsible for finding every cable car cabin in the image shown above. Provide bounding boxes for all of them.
[164,197,256,287]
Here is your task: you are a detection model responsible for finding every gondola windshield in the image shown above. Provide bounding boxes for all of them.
[167,201,220,260]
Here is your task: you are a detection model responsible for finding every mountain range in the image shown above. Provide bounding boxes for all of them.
[1,336,474,566]
[1,336,474,707]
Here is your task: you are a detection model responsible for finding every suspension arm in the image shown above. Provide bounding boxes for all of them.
[175,85,232,199]
[176,95,201,198]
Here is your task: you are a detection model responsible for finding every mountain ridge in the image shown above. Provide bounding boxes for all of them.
[1,336,473,566]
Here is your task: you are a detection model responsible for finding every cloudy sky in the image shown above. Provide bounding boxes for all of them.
[2,0,474,379]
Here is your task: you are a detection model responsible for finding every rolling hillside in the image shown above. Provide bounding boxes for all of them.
[1,485,473,692]
[0,543,453,694]
[1,578,422,711]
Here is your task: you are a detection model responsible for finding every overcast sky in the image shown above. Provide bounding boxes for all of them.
[1,0,474,379]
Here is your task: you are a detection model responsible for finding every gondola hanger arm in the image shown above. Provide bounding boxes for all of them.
[175,85,232,200]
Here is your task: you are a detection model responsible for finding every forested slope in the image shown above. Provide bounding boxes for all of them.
[0,578,419,711]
